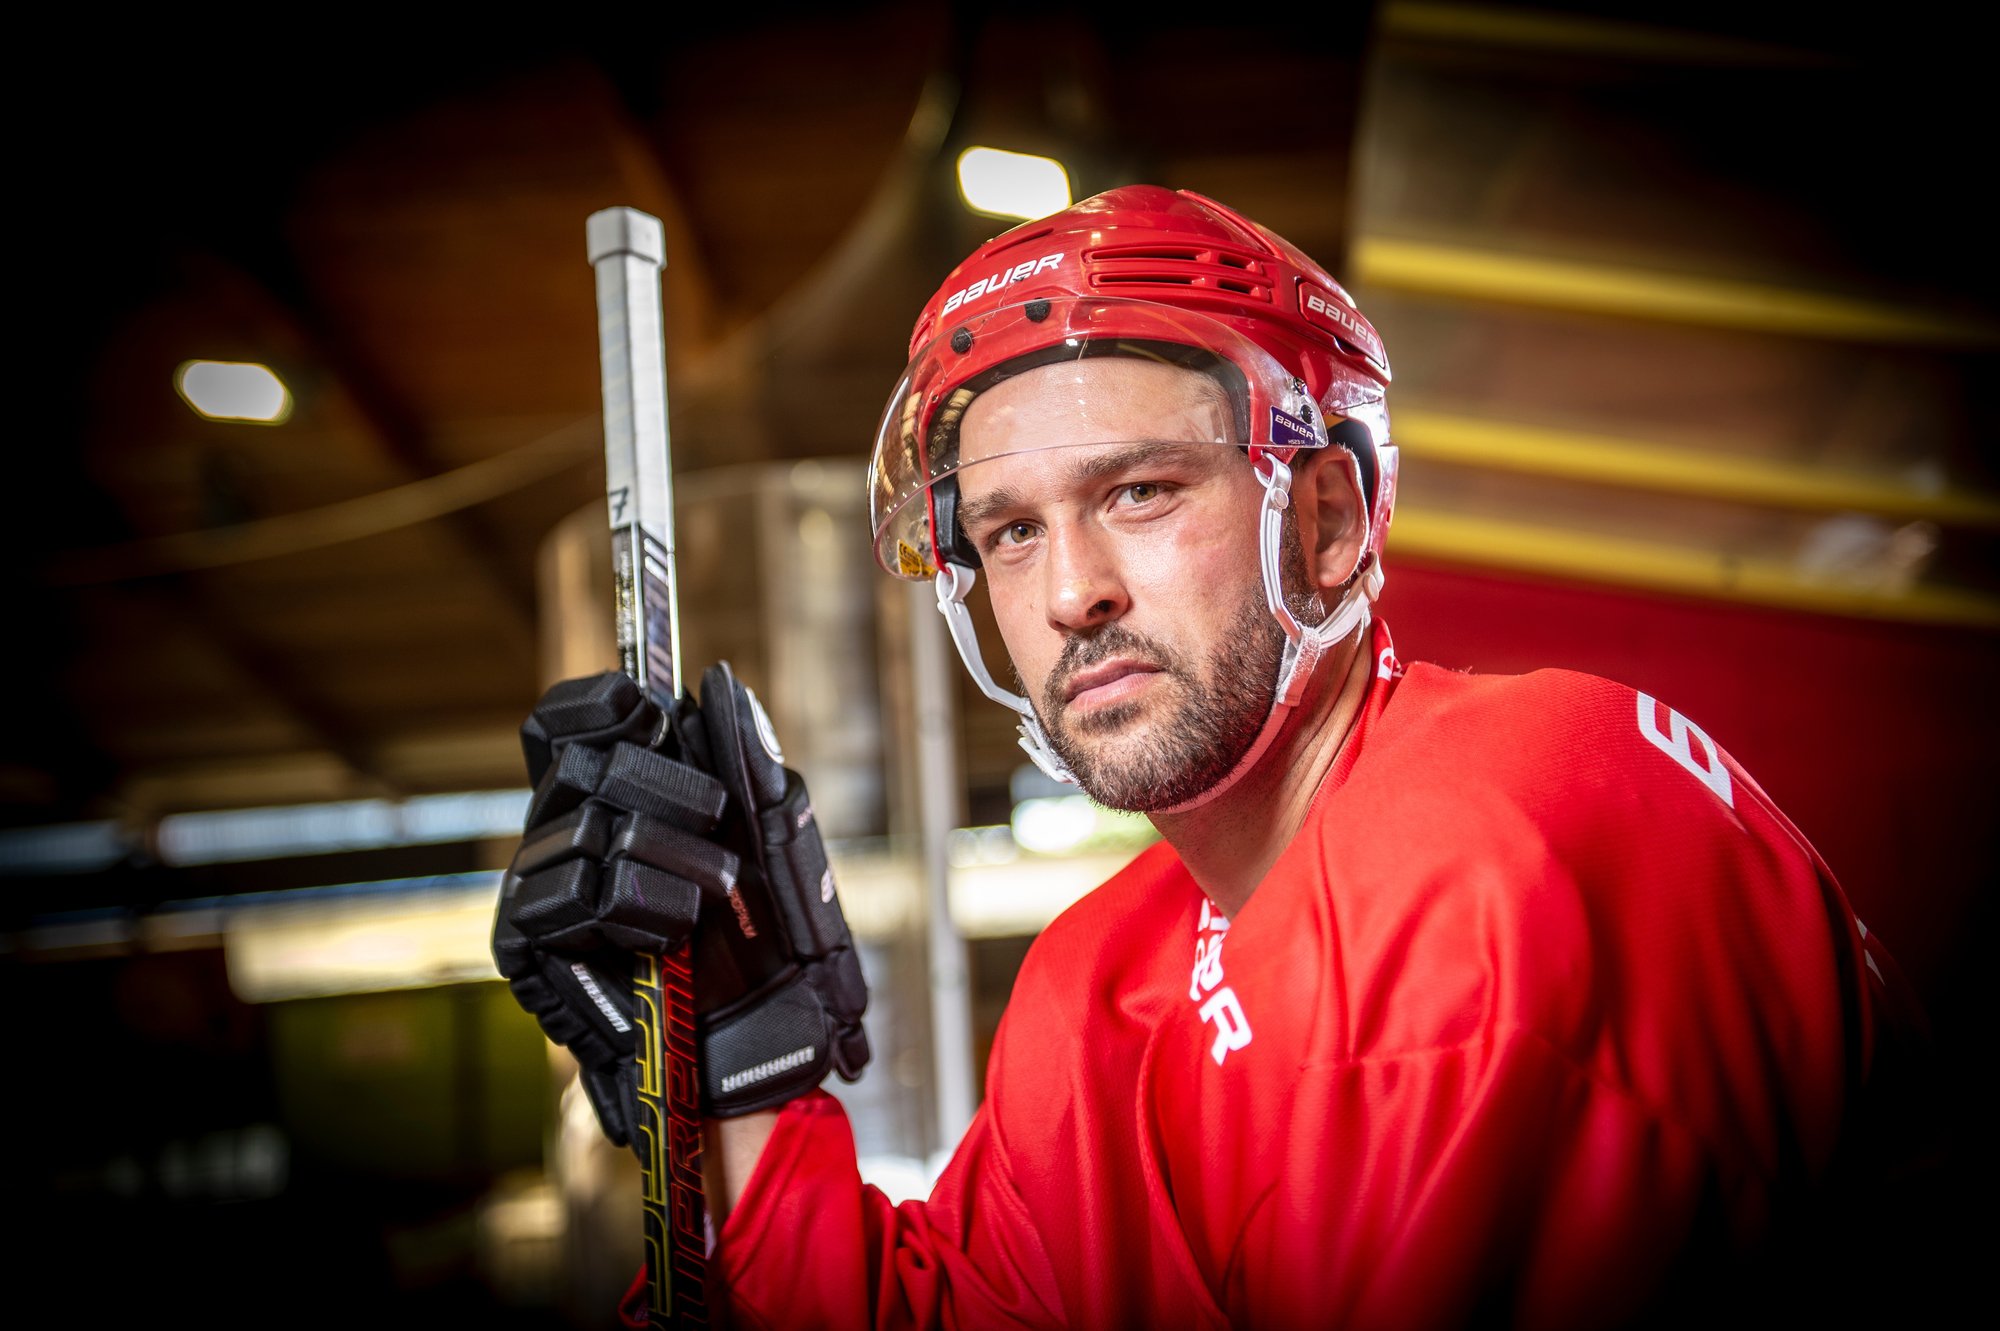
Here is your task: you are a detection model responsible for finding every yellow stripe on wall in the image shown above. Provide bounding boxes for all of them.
[1353,237,2000,348]
[1394,410,2000,529]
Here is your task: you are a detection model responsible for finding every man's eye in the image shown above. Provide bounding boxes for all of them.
[996,521,1038,546]
[1118,482,1161,505]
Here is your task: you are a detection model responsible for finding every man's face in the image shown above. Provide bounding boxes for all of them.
[954,357,1285,811]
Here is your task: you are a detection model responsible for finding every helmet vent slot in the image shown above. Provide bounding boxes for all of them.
[1089,243,1276,301]
[1092,244,1263,270]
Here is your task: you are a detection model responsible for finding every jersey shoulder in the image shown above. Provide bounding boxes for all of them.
[1316,661,1858,1122]
[1376,661,1774,841]
[1347,659,1833,955]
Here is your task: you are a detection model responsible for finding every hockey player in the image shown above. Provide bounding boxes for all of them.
[495,186,1921,1328]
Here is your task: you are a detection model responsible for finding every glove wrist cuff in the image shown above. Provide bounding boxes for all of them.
[698,969,838,1117]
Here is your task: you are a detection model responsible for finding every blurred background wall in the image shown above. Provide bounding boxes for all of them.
[4,2,1992,1323]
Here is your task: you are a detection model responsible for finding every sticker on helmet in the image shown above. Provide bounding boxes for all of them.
[1269,406,1320,453]
[895,539,934,579]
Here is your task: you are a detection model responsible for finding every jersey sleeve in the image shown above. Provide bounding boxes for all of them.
[711,1091,1065,1330]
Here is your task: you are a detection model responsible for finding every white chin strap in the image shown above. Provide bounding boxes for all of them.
[931,451,1382,806]
[933,561,1076,785]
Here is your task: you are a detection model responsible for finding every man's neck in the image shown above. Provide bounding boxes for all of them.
[1151,628,1375,918]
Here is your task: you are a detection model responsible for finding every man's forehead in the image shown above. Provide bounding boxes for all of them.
[958,357,1232,466]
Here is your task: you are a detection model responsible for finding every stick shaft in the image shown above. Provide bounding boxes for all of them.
[587,206,706,1329]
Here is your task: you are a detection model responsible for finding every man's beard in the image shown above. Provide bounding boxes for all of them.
[1031,596,1287,813]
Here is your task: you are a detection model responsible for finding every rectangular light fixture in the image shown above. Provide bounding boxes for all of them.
[956,147,1073,222]
[175,359,292,423]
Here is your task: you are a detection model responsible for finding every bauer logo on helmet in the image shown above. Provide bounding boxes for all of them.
[1298,281,1388,368]
[939,253,1066,316]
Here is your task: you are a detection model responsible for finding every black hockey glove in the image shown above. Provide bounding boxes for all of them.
[492,665,870,1146]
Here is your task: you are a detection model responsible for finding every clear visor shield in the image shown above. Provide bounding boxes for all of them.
[869,297,1330,579]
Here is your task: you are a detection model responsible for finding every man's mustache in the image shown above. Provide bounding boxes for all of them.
[1042,623,1179,715]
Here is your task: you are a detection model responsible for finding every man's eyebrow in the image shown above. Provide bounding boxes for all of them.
[956,483,1027,536]
[955,441,1216,536]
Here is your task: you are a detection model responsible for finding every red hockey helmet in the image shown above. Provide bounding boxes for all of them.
[868,184,1395,580]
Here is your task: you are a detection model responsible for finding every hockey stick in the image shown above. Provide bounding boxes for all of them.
[586,206,707,1328]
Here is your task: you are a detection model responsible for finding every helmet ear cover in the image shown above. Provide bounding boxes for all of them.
[930,474,980,570]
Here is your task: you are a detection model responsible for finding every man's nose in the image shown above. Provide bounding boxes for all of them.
[1044,524,1128,631]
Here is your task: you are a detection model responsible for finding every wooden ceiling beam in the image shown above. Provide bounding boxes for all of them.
[8,451,394,820]
[222,238,542,666]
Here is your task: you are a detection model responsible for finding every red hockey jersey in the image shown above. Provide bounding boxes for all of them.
[708,623,1901,1329]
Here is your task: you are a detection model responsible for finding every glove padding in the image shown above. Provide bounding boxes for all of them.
[493,671,738,1145]
[492,665,870,1146]
[689,662,871,1116]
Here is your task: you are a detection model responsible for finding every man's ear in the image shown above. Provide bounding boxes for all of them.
[1296,448,1368,593]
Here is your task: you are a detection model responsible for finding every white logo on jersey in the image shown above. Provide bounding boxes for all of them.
[1636,693,1733,807]
[1190,899,1252,1065]
[1200,989,1253,1065]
